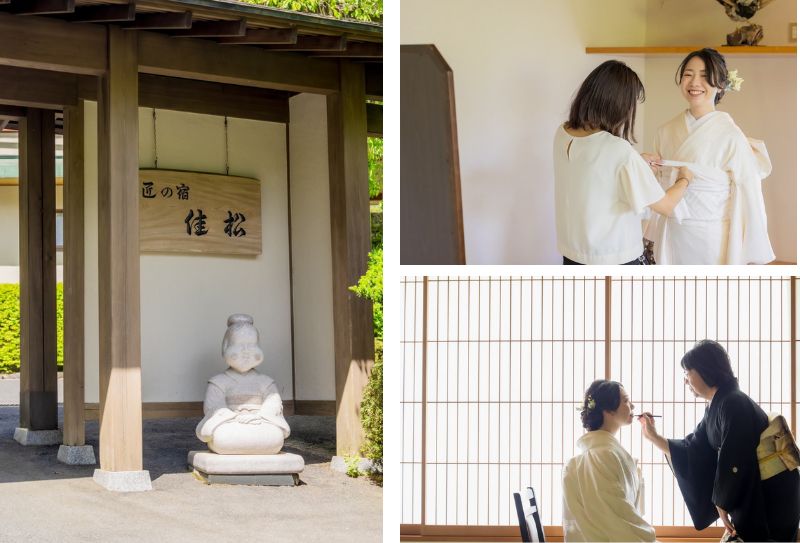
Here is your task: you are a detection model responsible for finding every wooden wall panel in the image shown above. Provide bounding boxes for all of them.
[400,45,465,265]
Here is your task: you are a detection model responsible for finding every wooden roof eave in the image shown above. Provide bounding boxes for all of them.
[136,0,382,42]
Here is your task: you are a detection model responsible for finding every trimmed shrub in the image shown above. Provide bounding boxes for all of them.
[0,283,63,373]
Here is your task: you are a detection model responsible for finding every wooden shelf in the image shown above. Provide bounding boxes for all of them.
[586,46,796,55]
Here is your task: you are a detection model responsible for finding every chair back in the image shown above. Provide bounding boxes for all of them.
[513,486,545,543]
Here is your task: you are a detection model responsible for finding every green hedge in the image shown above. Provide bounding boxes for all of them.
[0,283,63,374]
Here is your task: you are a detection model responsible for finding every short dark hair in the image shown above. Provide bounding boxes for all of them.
[680,339,738,389]
[675,48,728,104]
[580,379,624,431]
[566,60,644,143]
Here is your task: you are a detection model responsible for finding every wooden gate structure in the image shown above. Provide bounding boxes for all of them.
[0,0,381,490]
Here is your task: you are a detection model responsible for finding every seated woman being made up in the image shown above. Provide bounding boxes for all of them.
[562,379,656,542]
[554,60,692,265]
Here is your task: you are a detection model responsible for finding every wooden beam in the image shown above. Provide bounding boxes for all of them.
[138,28,338,94]
[66,2,135,23]
[62,101,85,447]
[9,0,74,15]
[79,72,289,122]
[123,11,191,30]
[364,63,381,100]
[0,66,78,109]
[0,104,26,119]
[217,27,297,45]
[261,35,345,52]
[139,73,289,123]
[170,18,246,38]
[18,108,58,431]
[327,60,374,455]
[366,102,381,137]
[97,26,144,473]
[312,42,382,59]
[0,12,106,75]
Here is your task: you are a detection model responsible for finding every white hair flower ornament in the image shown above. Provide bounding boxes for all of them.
[726,69,744,92]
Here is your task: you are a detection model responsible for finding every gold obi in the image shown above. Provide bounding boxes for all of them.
[757,413,800,481]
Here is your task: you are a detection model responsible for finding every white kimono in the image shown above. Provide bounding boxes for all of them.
[562,431,655,542]
[645,110,774,264]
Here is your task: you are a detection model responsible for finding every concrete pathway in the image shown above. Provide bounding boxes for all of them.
[0,406,382,542]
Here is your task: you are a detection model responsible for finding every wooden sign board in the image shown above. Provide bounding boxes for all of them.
[139,169,261,255]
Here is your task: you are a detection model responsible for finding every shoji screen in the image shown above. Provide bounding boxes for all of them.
[401,276,795,530]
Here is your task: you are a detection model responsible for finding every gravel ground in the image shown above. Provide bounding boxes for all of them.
[0,406,382,542]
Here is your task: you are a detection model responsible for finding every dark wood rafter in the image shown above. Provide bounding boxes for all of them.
[0,66,78,109]
[138,29,338,93]
[170,18,246,37]
[217,27,297,45]
[66,2,136,23]
[312,42,382,59]
[0,12,106,75]
[123,10,191,29]
[138,74,289,122]
[7,0,74,15]
[261,35,346,52]
[0,104,26,119]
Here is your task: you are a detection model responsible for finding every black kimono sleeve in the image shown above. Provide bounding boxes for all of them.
[667,414,719,530]
[711,395,762,513]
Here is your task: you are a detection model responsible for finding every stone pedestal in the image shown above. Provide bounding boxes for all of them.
[14,427,62,446]
[57,444,96,465]
[188,450,304,486]
[93,469,153,492]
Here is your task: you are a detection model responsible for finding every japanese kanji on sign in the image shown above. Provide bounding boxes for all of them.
[139,169,262,255]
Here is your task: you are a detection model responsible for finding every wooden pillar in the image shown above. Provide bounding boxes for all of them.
[63,101,86,446]
[327,60,374,455]
[96,26,144,474]
[18,108,58,432]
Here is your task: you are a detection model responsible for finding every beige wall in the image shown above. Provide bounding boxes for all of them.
[0,185,64,267]
[84,103,301,403]
[288,94,336,401]
[645,0,795,46]
[401,0,796,263]
[401,0,648,264]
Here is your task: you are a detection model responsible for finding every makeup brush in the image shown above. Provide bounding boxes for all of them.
[635,414,662,418]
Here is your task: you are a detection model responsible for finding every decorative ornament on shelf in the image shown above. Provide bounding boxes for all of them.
[715,0,776,45]
[725,69,744,91]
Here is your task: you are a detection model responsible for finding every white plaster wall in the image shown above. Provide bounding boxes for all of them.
[0,185,64,267]
[288,94,336,401]
[401,0,648,264]
[83,103,296,403]
[401,0,796,264]
[0,187,18,266]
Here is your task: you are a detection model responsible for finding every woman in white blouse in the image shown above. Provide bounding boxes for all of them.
[554,60,692,265]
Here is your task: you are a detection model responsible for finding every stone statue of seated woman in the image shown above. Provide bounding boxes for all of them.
[195,314,290,455]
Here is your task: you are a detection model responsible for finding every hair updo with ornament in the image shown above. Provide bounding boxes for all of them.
[580,379,624,431]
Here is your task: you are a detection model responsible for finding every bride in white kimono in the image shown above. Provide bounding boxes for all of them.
[644,48,773,264]
[562,380,656,542]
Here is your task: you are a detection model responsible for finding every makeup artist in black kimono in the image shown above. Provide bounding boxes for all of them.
[639,340,800,541]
